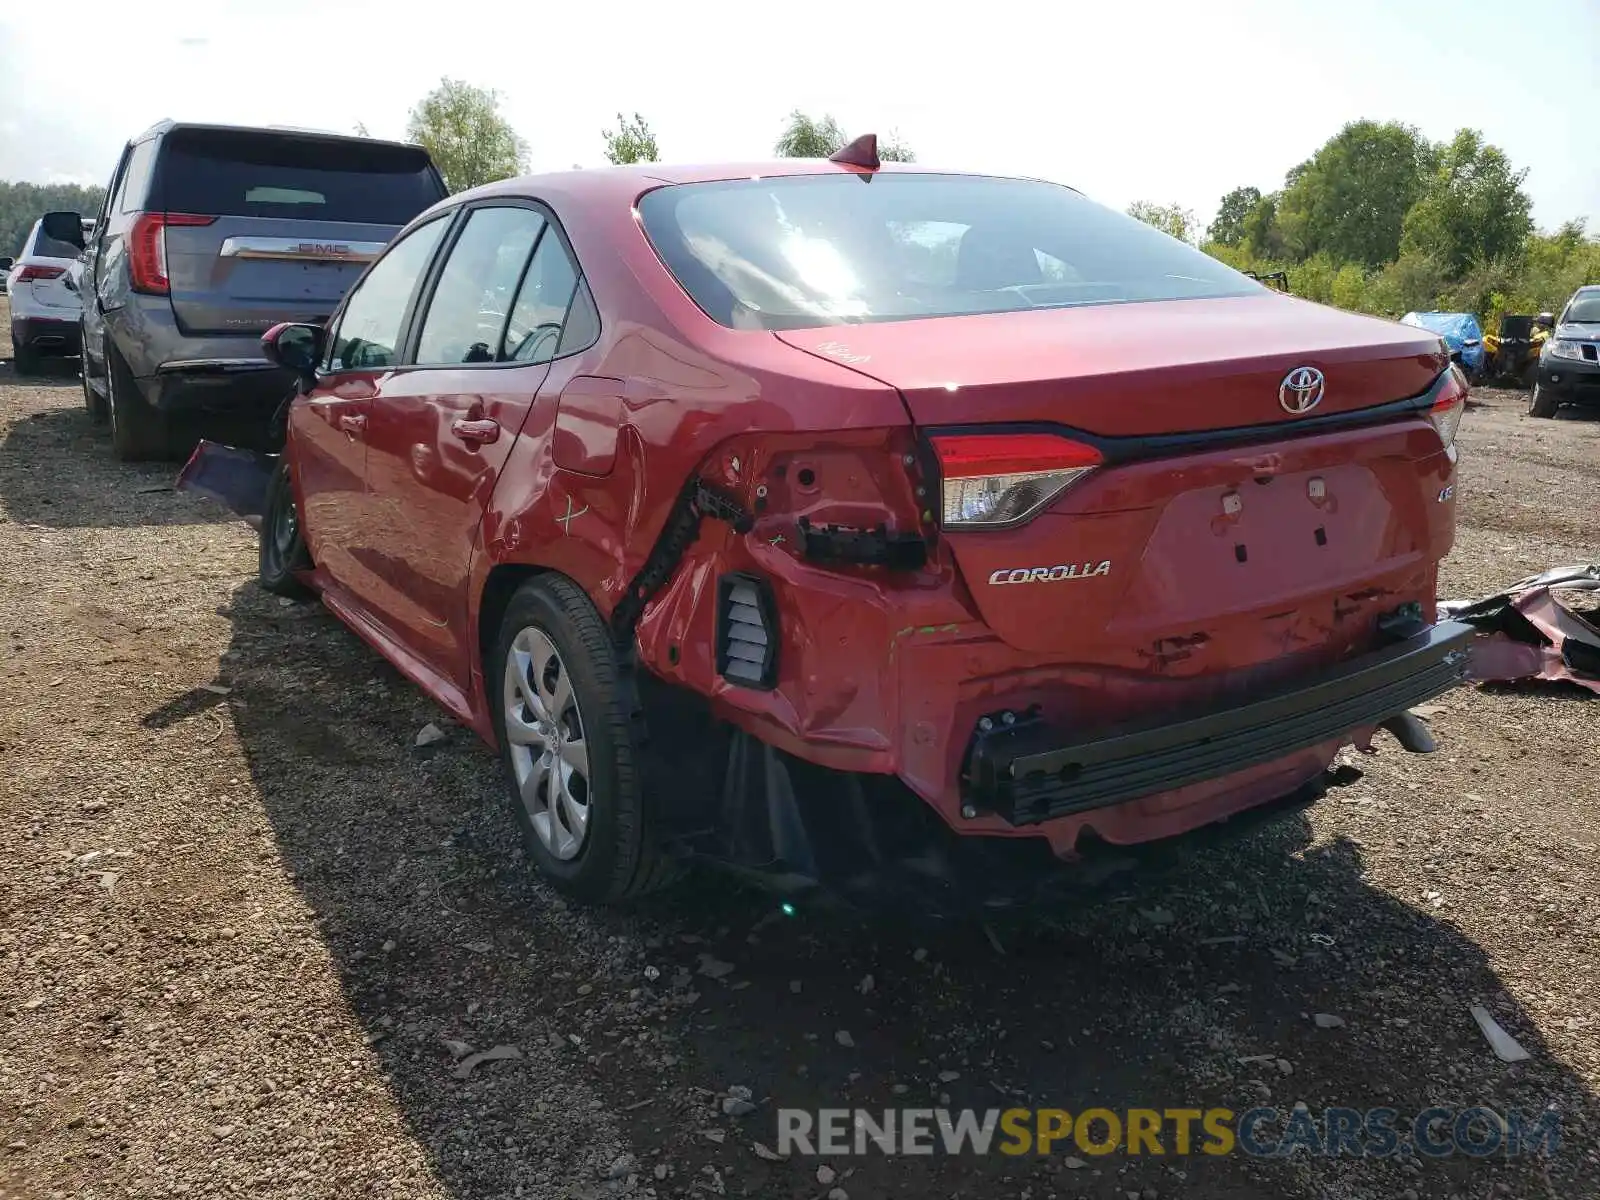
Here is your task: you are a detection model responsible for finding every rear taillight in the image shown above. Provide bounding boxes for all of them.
[1427,365,1467,452]
[14,264,65,283]
[930,433,1102,529]
[128,212,216,294]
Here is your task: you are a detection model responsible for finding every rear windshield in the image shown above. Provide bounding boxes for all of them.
[638,173,1262,331]
[28,224,82,260]
[152,131,444,224]
[1564,295,1600,324]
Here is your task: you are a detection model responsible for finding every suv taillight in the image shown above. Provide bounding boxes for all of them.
[1427,365,1468,453]
[930,433,1103,530]
[128,212,216,294]
[14,264,65,282]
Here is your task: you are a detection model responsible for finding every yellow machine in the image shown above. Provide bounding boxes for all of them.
[1483,313,1553,386]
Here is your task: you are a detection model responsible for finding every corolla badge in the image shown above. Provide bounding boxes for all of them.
[988,561,1112,585]
[1279,366,1325,415]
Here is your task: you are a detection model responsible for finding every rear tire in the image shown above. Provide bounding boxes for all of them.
[82,330,108,425]
[12,336,38,376]
[258,462,313,599]
[491,575,678,904]
[105,337,172,461]
[1527,384,1559,419]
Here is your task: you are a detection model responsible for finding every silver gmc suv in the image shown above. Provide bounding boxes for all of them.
[45,121,446,460]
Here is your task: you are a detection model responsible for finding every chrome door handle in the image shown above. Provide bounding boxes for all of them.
[338,413,366,434]
[450,417,501,446]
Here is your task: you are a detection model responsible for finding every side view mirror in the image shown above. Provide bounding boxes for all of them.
[0,257,13,273]
[41,211,86,251]
[262,321,324,380]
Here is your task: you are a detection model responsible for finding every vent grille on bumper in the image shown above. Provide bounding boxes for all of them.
[717,573,778,689]
[965,620,1477,826]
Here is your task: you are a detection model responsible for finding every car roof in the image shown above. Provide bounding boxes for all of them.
[454,159,1061,209]
[131,118,426,154]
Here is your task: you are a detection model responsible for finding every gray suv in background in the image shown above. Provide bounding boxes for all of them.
[46,121,446,460]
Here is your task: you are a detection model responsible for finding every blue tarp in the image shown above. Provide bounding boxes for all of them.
[1401,311,1486,373]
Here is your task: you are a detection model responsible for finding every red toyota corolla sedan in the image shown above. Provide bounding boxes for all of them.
[252,140,1472,905]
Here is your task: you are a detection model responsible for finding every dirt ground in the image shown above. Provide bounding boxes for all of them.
[2,297,1598,1200]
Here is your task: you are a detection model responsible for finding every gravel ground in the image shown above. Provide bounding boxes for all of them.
[2,297,1598,1200]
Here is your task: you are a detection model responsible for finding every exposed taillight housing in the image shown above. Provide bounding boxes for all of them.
[930,433,1103,530]
[1427,365,1467,455]
[128,212,216,294]
[14,264,65,283]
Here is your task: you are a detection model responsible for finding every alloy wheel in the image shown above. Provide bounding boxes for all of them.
[502,627,591,861]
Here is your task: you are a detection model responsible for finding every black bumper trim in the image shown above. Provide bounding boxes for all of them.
[966,621,1476,826]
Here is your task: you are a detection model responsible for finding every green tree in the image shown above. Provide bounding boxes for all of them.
[1208,186,1260,247]
[602,112,659,165]
[773,111,914,161]
[0,181,107,258]
[1127,201,1197,243]
[1401,129,1533,277]
[775,111,846,157]
[1275,120,1435,268]
[405,78,529,194]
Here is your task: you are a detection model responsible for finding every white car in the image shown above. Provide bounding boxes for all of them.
[6,216,86,375]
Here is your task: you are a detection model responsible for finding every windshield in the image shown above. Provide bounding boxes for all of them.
[1563,295,1600,324]
[28,223,82,260]
[638,173,1262,331]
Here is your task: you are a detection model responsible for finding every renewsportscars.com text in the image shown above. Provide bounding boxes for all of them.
[777,1106,1561,1159]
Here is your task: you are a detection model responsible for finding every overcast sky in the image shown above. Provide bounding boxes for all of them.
[3,0,1596,234]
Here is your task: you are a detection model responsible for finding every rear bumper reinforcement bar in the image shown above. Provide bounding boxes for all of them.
[965,620,1476,826]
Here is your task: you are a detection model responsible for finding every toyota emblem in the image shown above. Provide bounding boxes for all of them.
[1279,366,1325,415]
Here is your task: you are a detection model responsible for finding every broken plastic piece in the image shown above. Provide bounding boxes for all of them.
[796,518,927,569]
[1469,1004,1530,1063]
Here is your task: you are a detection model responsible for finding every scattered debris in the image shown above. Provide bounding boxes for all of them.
[200,683,232,696]
[1313,1013,1346,1029]
[858,974,875,995]
[701,1129,726,1144]
[1470,1005,1531,1063]
[1443,564,1600,695]
[816,1165,837,1186]
[603,1153,635,1180]
[722,1084,757,1117]
[440,1038,473,1061]
[981,924,1006,955]
[697,953,736,980]
[414,722,448,748]
[451,1044,521,1080]
[751,1141,785,1162]
[834,1030,855,1048]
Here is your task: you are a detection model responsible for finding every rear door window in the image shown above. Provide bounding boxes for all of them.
[119,141,157,213]
[154,130,444,224]
[504,232,582,364]
[327,217,449,371]
[415,206,546,365]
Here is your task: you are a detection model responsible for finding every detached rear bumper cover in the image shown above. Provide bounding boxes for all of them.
[968,620,1475,826]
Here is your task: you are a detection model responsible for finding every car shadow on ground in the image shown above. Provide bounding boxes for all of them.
[191,575,1596,1200]
[0,366,236,528]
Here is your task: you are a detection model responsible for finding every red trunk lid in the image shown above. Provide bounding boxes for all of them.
[774,293,1445,435]
[777,294,1454,661]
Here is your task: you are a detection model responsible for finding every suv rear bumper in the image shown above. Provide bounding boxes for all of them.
[965,619,1474,825]
[149,358,294,415]
[107,297,293,415]
[11,314,82,355]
